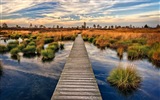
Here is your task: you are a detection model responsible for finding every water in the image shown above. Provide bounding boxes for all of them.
[0,41,73,100]
[85,42,160,100]
[0,39,159,100]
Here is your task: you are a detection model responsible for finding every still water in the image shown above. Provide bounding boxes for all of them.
[85,42,160,100]
[0,41,73,100]
[0,40,159,100]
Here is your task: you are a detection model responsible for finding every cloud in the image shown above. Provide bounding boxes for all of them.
[0,0,159,26]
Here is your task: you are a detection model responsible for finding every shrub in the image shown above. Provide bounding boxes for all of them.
[0,44,8,53]
[127,45,150,60]
[10,47,20,56]
[128,50,139,60]
[88,37,94,43]
[41,49,55,61]
[7,41,19,51]
[48,42,59,51]
[10,33,20,39]
[36,44,44,55]
[132,38,147,45]
[28,41,36,46]
[18,43,25,51]
[83,36,88,41]
[107,65,141,92]
[23,45,36,54]
[59,43,64,50]
[152,48,160,61]
[109,39,117,44]
[117,47,124,59]
[44,38,54,44]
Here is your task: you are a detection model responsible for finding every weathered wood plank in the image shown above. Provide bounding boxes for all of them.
[51,34,102,100]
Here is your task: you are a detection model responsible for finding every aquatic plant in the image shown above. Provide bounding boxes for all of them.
[127,45,150,60]
[44,37,54,44]
[59,42,64,50]
[10,33,20,39]
[23,45,36,54]
[18,43,26,51]
[41,49,55,61]
[148,43,160,66]
[107,64,141,92]
[132,38,147,45]
[0,44,8,53]
[7,41,19,51]
[48,42,59,51]
[117,47,124,59]
[10,47,20,56]
[36,44,44,55]
[28,41,36,46]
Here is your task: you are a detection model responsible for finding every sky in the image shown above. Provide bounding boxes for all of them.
[0,0,159,27]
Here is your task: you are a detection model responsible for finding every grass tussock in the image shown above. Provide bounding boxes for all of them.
[117,47,124,59]
[7,41,19,51]
[107,64,141,91]
[41,49,55,61]
[0,44,8,53]
[127,45,150,60]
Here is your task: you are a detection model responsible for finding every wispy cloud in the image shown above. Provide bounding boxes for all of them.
[0,0,159,26]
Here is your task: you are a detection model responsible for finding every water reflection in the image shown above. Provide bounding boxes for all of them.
[0,41,73,100]
[85,42,160,100]
[0,60,3,77]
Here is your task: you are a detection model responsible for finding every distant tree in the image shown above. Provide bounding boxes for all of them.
[84,22,86,29]
[52,25,55,28]
[57,25,59,29]
[81,25,84,29]
[2,23,8,28]
[93,24,96,28]
[144,24,149,28]
[16,25,21,28]
[77,26,79,29]
[156,24,160,28]
[111,25,114,29]
[34,25,38,28]
[104,26,107,29]
[29,23,32,28]
[39,25,44,28]
[130,25,132,28]
[97,24,100,28]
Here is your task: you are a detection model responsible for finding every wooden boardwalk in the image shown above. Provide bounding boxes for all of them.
[51,34,102,100]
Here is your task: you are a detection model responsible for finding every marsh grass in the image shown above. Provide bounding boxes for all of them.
[127,45,150,60]
[23,45,36,55]
[59,42,64,50]
[10,47,20,56]
[117,47,124,59]
[7,41,19,51]
[0,44,8,53]
[107,64,141,95]
[41,49,55,61]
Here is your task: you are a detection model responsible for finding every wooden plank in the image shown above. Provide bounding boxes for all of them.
[51,34,102,100]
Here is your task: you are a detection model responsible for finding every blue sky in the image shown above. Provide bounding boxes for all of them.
[0,0,159,27]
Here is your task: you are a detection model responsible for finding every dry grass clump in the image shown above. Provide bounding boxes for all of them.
[107,64,141,93]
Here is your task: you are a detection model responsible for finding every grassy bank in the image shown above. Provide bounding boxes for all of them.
[81,29,160,66]
[0,30,78,62]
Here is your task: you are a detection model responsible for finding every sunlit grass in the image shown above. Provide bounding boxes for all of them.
[107,64,141,92]
[0,44,8,53]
